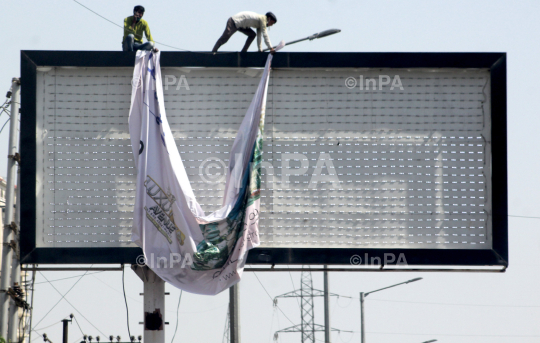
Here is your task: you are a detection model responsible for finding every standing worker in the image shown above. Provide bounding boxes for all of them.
[122,5,159,52]
[212,11,277,54]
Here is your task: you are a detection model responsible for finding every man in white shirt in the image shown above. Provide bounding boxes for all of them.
[212,11,277,54]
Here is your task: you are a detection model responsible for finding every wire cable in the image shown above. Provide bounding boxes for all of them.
[509,214,540,219]
[122,265,132,339]
[70,0,231,54]
[366,298,540,308]
[171,290,183,343]
[252,272,295,325]
[32,270,89,329]
[366,331,540,338]
[34,320,63,331]
[0,118,10,135]
[34,271,104,285]
[286,266,301,309]
[38,272,107,336]
[73,316,85,337]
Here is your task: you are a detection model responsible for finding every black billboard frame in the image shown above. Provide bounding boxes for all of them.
[20,50,508,268]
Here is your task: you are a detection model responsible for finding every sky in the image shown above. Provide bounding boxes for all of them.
[3,0,540,342]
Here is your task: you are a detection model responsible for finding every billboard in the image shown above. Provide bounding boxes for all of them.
[20,51,507,267]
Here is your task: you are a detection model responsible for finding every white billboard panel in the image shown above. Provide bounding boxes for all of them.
[35,66,491,250]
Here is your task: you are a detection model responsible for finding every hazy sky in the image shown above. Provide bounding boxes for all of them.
[3,1,540,342]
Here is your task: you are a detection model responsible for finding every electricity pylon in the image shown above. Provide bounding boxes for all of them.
[273,266,349,343]
[222,308,230,343]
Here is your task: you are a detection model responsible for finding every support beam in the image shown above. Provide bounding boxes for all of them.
[229,284,240,343]
[132,265,165,343]
[323,265,330,343]
[0,78,21,338]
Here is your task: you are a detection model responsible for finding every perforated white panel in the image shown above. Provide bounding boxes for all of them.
[35,67,491,249]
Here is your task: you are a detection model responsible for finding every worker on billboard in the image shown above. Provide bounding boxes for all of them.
[122,5,159,52]
[212,11,277,54]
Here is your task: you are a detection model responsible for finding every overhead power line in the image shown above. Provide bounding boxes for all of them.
[367,298,540,308]
[37,271,107,336]
[32,271,89,329]
[70,0,226,53]
[252,272,296,326]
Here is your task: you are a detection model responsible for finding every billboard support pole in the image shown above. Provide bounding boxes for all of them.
[0,78,21,338]
[132,265,166,343]
[324,266,330,343]
[7,165,21,343]
[359,292,365,343]
[229,283,241,343]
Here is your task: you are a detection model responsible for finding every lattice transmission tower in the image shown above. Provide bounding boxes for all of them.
[273,267,345,343]
[222,307,230,343]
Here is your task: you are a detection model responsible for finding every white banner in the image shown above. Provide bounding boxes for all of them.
[129,43,284,295]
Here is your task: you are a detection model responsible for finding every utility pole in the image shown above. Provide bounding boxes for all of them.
[359,278,422,343]
[323,265,330,343]
[132,265,165,343]
[61,315,73,343]
[0,78,21,338]
[7,164,21,343]
[229,284,240,343]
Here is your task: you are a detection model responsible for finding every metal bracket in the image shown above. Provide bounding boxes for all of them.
[6,287,30,309]
[8,152,20,164]
[6,221,18,235]
[9,240,19,259]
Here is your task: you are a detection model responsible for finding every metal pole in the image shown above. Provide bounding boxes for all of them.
[27,268,36,343]
[323,265,330,343]
[229,284,240,343]
[61,319,69,343]
[143,269,165,343]
[8,165,21,342]
[360,292,365,343]
[0,78,21,338]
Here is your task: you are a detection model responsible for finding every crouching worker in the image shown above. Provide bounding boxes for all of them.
[212,11,277,54]
[122,5,158,52]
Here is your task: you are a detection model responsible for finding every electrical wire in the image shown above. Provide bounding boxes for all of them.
[73,316,85,337]
[38,271,107,336]
[171,290,182,343]
[34,271,105,285]
[34,320,63,331]
[252,272,295,325]
[366,298,540,308]
[70,0,232,54]
[366,331,540,338]
[509,214,540,219]
[122,265,132,339]
[32,270,89,329]
[286,266,301,309]
[0,118,10,135]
